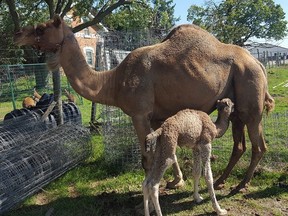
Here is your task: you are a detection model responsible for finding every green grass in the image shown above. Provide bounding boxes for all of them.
[3,133,287,216]
[1,66,288,215]
[266,66,288,113]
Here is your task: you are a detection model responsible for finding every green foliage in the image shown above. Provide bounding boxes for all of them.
[187,0,288,46]
[102,0,179,31]
[101,2,154,30]
[1,0,178,64]
[0,5,22,64]
[150,0,179,30]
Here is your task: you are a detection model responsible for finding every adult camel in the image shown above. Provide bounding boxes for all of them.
[14,15,274,193]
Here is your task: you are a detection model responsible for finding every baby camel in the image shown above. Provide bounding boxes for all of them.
[143,98,234,216]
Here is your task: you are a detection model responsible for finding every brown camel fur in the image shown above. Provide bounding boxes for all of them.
[14,15,275,193]
[143,98,234,216]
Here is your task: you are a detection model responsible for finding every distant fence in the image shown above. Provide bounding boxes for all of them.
[0,64,90,123]
[250,50,288,68]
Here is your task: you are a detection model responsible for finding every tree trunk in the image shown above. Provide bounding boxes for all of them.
[52,69,63,125]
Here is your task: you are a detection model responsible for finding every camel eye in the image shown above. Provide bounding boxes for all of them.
[35,26,45,35]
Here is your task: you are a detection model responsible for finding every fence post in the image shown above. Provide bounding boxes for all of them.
[7,65,16,110]
[266,51,270,68]
[263,51,267,67]
[52,69,64,125]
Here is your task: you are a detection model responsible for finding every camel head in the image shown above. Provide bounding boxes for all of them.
[14,15,66,53]
[216,98,234,115]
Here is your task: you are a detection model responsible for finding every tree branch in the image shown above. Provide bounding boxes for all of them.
[55,0,64,15]
[61,0,73,18]
[44,0,55,18]
[72,0,133,33]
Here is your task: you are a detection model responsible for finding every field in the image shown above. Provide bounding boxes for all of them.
[2,66,288,216]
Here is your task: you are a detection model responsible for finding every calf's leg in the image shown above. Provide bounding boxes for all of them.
[201,143,227,215]
[192,146,203,203]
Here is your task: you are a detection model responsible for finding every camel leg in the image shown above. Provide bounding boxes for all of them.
[132,115,155,214]
[142,154,174,216]
[150,182,162,216]
[214,116,246,189]
[143,180,162,216]
[192,146,203,203]
[143,180,150,216]
[201,144,227,216]
[231,120,267,194]
[166,161,185,189]
[151,121,184,189]
[132,115,154,174]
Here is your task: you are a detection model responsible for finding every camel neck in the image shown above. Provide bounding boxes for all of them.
[214,112,230,138]
[58,29,118,106]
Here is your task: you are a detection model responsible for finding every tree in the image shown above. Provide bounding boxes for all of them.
[187,0,288,46]
[0,0,142,64]
[5,0,137,33]
[150,0,179,31]
[1,0,179,64]
[101,0,179,32]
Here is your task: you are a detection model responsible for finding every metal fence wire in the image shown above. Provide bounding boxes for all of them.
[100,106,141,168]
[0,120,91,214]
[0,65,89,214]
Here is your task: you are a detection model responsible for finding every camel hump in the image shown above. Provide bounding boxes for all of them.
[264,91,275,114]
[162,24,207,42]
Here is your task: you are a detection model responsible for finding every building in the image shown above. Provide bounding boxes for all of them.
[65,15,103,69]
[246,43,288,60]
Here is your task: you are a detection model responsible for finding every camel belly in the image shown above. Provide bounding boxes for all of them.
[152,82,223,121]
[151,60,232,120]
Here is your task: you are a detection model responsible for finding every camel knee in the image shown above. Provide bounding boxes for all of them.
[142,180,160,207]
[251,144,267,160]
[232,143,246,158]
[142,154,154,174]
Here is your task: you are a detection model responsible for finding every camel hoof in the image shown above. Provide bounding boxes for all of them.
[193,195,204,203]
[135,201,155,216]
[229,183,248,195]
[214,182,225,190]
[166,179,185,189]
[217,209,228,216]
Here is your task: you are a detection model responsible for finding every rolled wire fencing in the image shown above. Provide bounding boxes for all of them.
[0,116,91,214]
[0,64,91,214]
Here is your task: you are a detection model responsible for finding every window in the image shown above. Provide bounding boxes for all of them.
[84,28,90,37]
[84,47,94,66]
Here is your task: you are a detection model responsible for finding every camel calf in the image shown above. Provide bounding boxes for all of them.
[143,98,234,216]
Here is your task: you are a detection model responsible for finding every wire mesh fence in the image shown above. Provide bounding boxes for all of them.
[211,111,288,170]
[0,65,91,214]
[100,106,141,168]
[0,119,91,214]
[99,107,288,171]
[0,64,91,124]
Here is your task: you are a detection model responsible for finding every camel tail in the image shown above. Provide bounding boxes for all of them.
[264,91,275,115]
[145,128,163,152]
[256,59,275,115]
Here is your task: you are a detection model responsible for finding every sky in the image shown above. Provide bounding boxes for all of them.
[173,0,288,48]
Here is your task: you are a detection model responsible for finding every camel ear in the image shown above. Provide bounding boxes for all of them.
[53,14,62,28]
